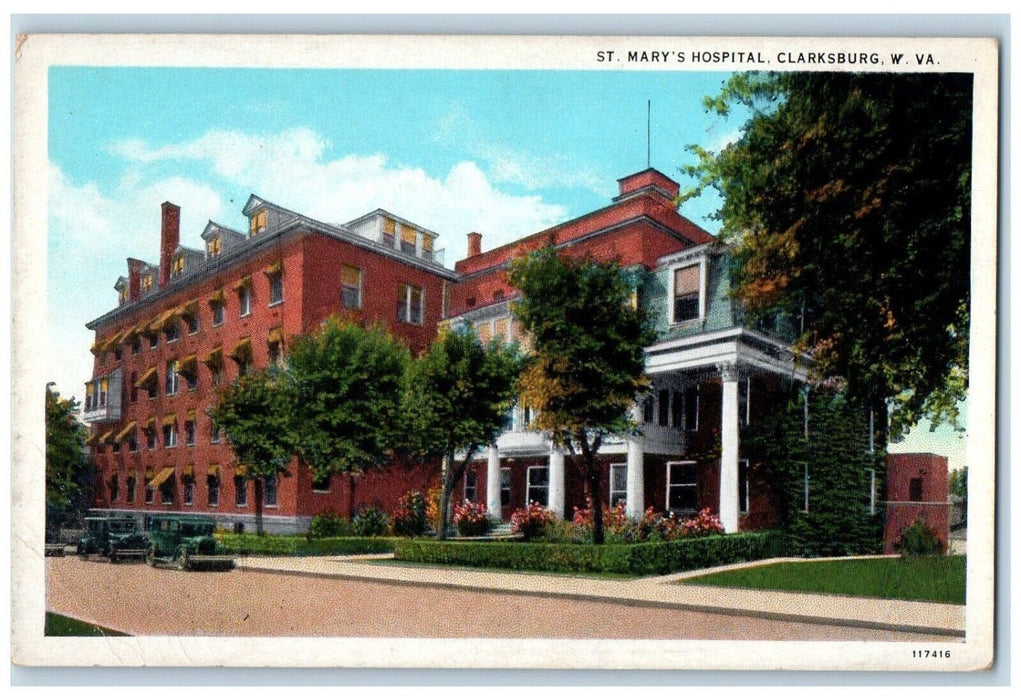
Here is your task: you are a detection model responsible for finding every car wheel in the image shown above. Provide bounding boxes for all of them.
[109,550,119,564]
[145,545,157,567]
[175,549,190,572]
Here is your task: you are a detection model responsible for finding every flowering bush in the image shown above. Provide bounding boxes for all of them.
[424,485,444,533]
[392,491,428,537]
[678,508,725,537]
[572,499,639,543]
[351,505,392,537]
[453,500,491,537]
[510,502,557,541]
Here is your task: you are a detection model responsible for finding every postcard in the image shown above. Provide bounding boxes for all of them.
[12,32,998,672]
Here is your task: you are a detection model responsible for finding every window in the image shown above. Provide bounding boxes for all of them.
[464,469,477,503]
[109,476,119,502]
[163,421,177,449]
[684,386,699,431]
[267,264,284,305]
[145,482,155,504]
[493,289,505,303]
[868,469,877,515]
[130,372,138,403]
[739,459,750,514]
[127,432,138,452]
[642,395,654,424]
[238,282,252,317]
[114,347,122,361]
[610,463,627,507]
[165,360,179,396]
[235,476,248,507]
[909,477,924,502]
[341,265,362,309]
[268,330,284,367]
[739,376,751,427]
[208,470,220,506]
[672,263,703,323]
[146,427,157,450]
[802,463,810,512]
[671,390,683,428]
[185,311,199,335]
[250,210,267,236]
[98,378,108,408]
[264,474,278,507]
[400,225,417,255]
[160,477,174,505]
[211,300,225,327]
[126,475,136,503]
[149,332,159,350]
[131,336,141,355]
[312,473,331,492]
[207,235,222,258]
[210,363,223,387]
[526,466,549,507]
[421,235,434,261]
[500,468,511,507]
[658,389,670,426]
[398,284,424,324]
[183,479,195,506]
[667,462,698,514]
[171,255,186,278]
[185,419,196,446]
[382,217,396,248]
[142,273,154,292]
[165,322,179,343]
[210,421,222,444]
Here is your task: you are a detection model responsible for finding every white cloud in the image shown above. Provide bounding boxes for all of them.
[109,128,569,261]
[434,107,610,195]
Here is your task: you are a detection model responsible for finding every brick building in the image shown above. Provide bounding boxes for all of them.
[883,452,950,553]
[84,196,454,533]
[85,168,877,535]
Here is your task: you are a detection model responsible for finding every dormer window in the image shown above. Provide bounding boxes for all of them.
[421,235,434,261]
[400,225,417,255]
[671,261,706,324]
[116,280,128,306]
[171,255,186,278]
[382,217,397,248]
[250,210,267,236]
[207,235,222,258]
[141,273,154,292]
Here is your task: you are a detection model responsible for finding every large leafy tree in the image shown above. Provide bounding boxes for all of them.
[508,248,655,544]
[287,317,410,514]
[45,384,93,533]
[208,368,294,536]
[683,72,972,437]
[404,326,522,539]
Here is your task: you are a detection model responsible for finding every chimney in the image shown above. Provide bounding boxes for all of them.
[467,232,482,258]
[127,258,145,301]
[159,201,181,288]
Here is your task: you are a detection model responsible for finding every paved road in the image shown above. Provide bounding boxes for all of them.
[46,557,952,640]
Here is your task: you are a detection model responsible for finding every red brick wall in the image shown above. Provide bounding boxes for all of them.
[884,452,950,553]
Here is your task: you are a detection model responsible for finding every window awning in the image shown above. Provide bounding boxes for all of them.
[264,260,282,275]
[230,337,252,359]
[235,465,249,477]
[207,464,220,478]
[233,277,252,291]
[97,429,115,444]
[135,366,158,387]
[90,340,101,355]
[267,327,284,344]
[147,308,179,331]
[422,235,433,252]
[182,464,195,479]
[183,300,200,315]
[115,421,137,441]
[209,288,225,304]
[145,416,157,430]
[186,409,197,421]
[85,431,101,445]
[149,467,176,489]
[341,265,360,286]
[401,226,416,244]
[180,354,198,374]
[203,346,223,366]
[161,413,177,427]
[144,468,155,480]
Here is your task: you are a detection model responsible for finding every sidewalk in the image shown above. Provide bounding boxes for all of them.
[237,554,965,638]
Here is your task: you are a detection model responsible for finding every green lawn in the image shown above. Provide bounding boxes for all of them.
[682,556,966,604]
[45,612,129,637]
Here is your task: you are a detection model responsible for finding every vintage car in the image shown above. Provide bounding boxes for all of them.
[144,514,234,571]
[76,515,150,562]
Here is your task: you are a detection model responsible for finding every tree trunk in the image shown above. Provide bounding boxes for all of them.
[254,478,265,536]
[438,454,452,540]
[578,431,605,545]
[347,473,356,520]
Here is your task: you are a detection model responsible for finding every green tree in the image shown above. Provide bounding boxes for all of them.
[404,326,522,539]
[208,368,294,536]
[45,384,93,534]
[287,317,410,515]
[508,248,655,545]
[683,72,971,438]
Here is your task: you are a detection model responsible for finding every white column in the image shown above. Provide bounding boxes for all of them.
[548,447,565,518]
[719,363,740,533]
[625,402,645,519]
[486,445,501,521]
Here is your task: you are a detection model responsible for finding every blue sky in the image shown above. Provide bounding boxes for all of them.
[46,66,965,468]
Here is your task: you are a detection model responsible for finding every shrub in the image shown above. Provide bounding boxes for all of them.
[217,534,399,556]
[452,500,491,537]
[510,502,557,541]
[895,517,947,556]
[393,530,791,575]
[352,506,392,537]
[536,517,590,544]
[392,491,428,537]
[678,508,725,537]
[308,509,350,539]
[425,485,443,533]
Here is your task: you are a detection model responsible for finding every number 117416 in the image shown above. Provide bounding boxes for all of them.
[912,650,952,659]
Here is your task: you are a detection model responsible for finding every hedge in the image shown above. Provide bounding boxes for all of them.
[216,534,400,556]
[394,531,791,576]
